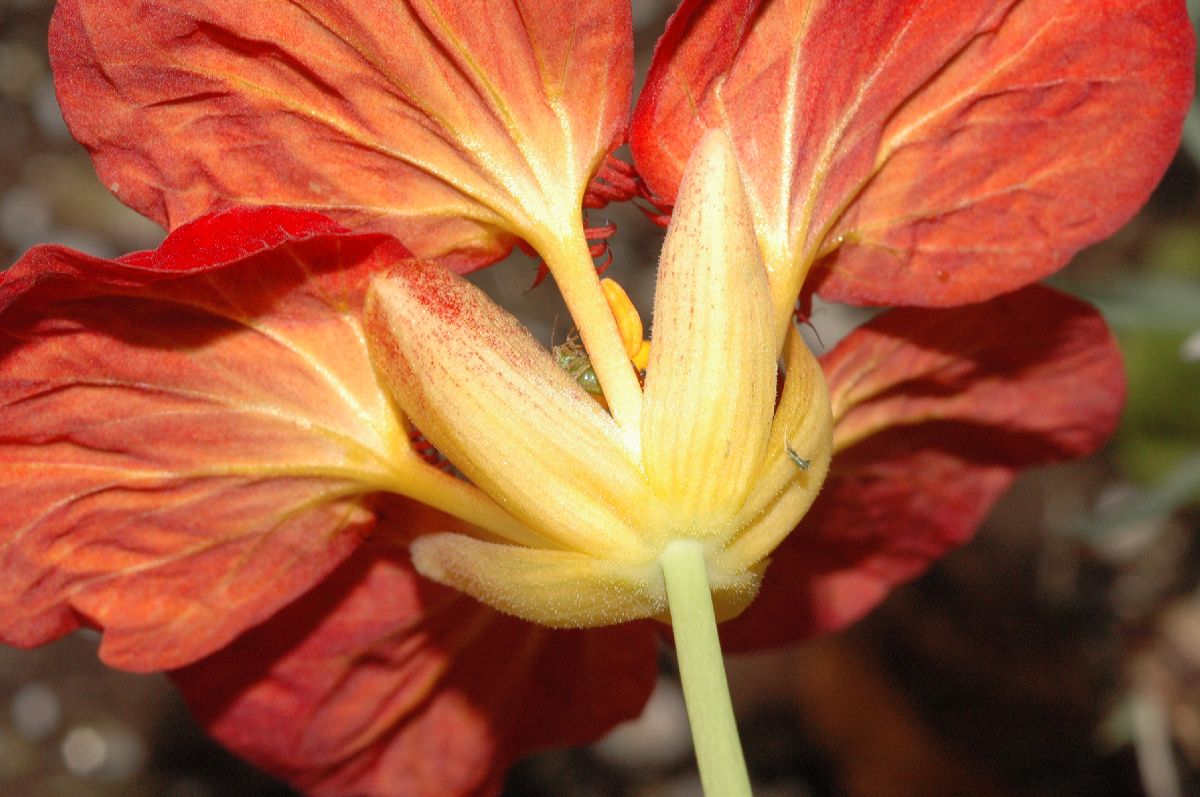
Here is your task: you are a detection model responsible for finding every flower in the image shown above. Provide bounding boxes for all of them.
[1,1,1192,795]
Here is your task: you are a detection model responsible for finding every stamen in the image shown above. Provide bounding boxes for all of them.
[599,278,644,360]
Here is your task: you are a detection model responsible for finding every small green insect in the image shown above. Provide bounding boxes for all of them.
[553,334,603,397]
[785,443,810,471]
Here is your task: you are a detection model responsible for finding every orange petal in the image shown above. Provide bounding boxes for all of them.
[721,286,1125,649]
[632,0,1193,308]
[174,502,658,797]
[825,287,1126,458]
[0,208,415,670]
[51,0,633,272]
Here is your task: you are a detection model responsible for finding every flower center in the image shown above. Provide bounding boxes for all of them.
[363,132,834,631]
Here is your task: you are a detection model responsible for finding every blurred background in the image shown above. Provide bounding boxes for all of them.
[1,0,1198,795]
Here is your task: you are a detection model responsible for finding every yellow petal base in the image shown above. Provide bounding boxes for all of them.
[411,533,764,628]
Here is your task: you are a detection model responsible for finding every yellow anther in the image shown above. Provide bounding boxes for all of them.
[631,339,650,373]
[600,278,646,363]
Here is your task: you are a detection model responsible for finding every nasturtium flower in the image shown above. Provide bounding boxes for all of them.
[0,0,1192,795]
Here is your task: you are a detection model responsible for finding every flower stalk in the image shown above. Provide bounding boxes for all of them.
[661,540,753,797]
[536,229,644,440]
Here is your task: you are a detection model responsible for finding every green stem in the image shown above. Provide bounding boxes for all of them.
[660,540,753,797]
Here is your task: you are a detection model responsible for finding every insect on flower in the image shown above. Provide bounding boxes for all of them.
[786,443,811,472]
[553,276,650,401]
[552,331,603,396]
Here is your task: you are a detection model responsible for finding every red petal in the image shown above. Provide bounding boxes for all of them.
[721,286,1125,648]
[0,207,411,671]
[51,0,633,273]
[632,0,1193,306]
[172,500,657,797]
